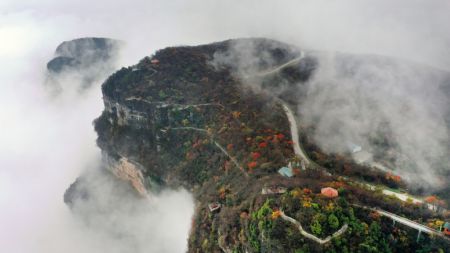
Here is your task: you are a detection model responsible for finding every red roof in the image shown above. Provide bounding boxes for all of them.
[321,187,338,198]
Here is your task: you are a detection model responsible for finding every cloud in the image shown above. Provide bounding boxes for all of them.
[1,0,450,252]
[298,52,450,187]
[0,37,195,252]
[207,1,450,189]
[66,166,194,253]
[0,4,197,252]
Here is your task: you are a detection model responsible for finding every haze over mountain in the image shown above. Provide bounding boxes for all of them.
[1,1,450,253]
[46,37,123,93]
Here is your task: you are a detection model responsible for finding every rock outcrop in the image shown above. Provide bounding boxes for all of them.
[46,37,123,92]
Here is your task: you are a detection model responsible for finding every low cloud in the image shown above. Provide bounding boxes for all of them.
[67,166,194,253]
[300,53,450,187]
[0,9,195,252]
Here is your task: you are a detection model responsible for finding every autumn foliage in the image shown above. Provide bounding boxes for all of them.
[303,188,312,195]
[258,142,268,148]
[247,161,257,170]
[251,152,261,160]
[271,210,282,219]
[232,111,242,119]
[275,133,285,140]
[385,172,401,183]
[425,195,438,204]
[219,186,228,199]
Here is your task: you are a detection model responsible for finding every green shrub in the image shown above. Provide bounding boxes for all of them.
[328,214,340,229]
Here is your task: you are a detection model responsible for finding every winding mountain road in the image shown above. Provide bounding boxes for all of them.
[253,51,305,77]
[243,51,306,79]
[277,89,444,213]
[280,102,310,166]
[280,210,348,244]
[242,51,449,243]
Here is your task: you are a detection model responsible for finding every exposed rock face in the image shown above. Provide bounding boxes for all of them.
[110,157,148,197]
[46,37,123,92]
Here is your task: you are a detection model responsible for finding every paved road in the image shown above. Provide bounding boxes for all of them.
[280,102,310,165]
[241,51,310,164]
[279,101,444,213]
[280,210,348,244]
[246,49,309,166]
[350,148,445,211]
[381,189,421,204]
[352,178,445,213]
[254,51,305,77]
[248,51,449,243]
[244,51,306,79]
[354,205,449,241]
[377,209,438,235]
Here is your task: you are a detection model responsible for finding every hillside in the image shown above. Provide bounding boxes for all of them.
[65,38,449,252]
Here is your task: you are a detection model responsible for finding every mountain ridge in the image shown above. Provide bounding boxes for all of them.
[65,38,449,252]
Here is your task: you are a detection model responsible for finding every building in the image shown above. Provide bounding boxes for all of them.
[278,166,293,177]
[321,187,338,198]
[444,222,450,236]
[348,142,362,153]
[262,186,287,195]
[208,202,221,212]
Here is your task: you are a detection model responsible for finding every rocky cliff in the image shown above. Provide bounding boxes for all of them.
[46,37,123,92]
[65,38,449,252]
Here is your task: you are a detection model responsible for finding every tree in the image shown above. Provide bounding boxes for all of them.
[247,161,257,170]
[251,152,261,160]
[435,220,444,231]
[158,89,167,99]
[328,214,340,229]
[369,221,381,240]
[310,220,322,236]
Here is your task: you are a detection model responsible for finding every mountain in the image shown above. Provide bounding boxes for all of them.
[46,37,123,92]
[65,38,449,252]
